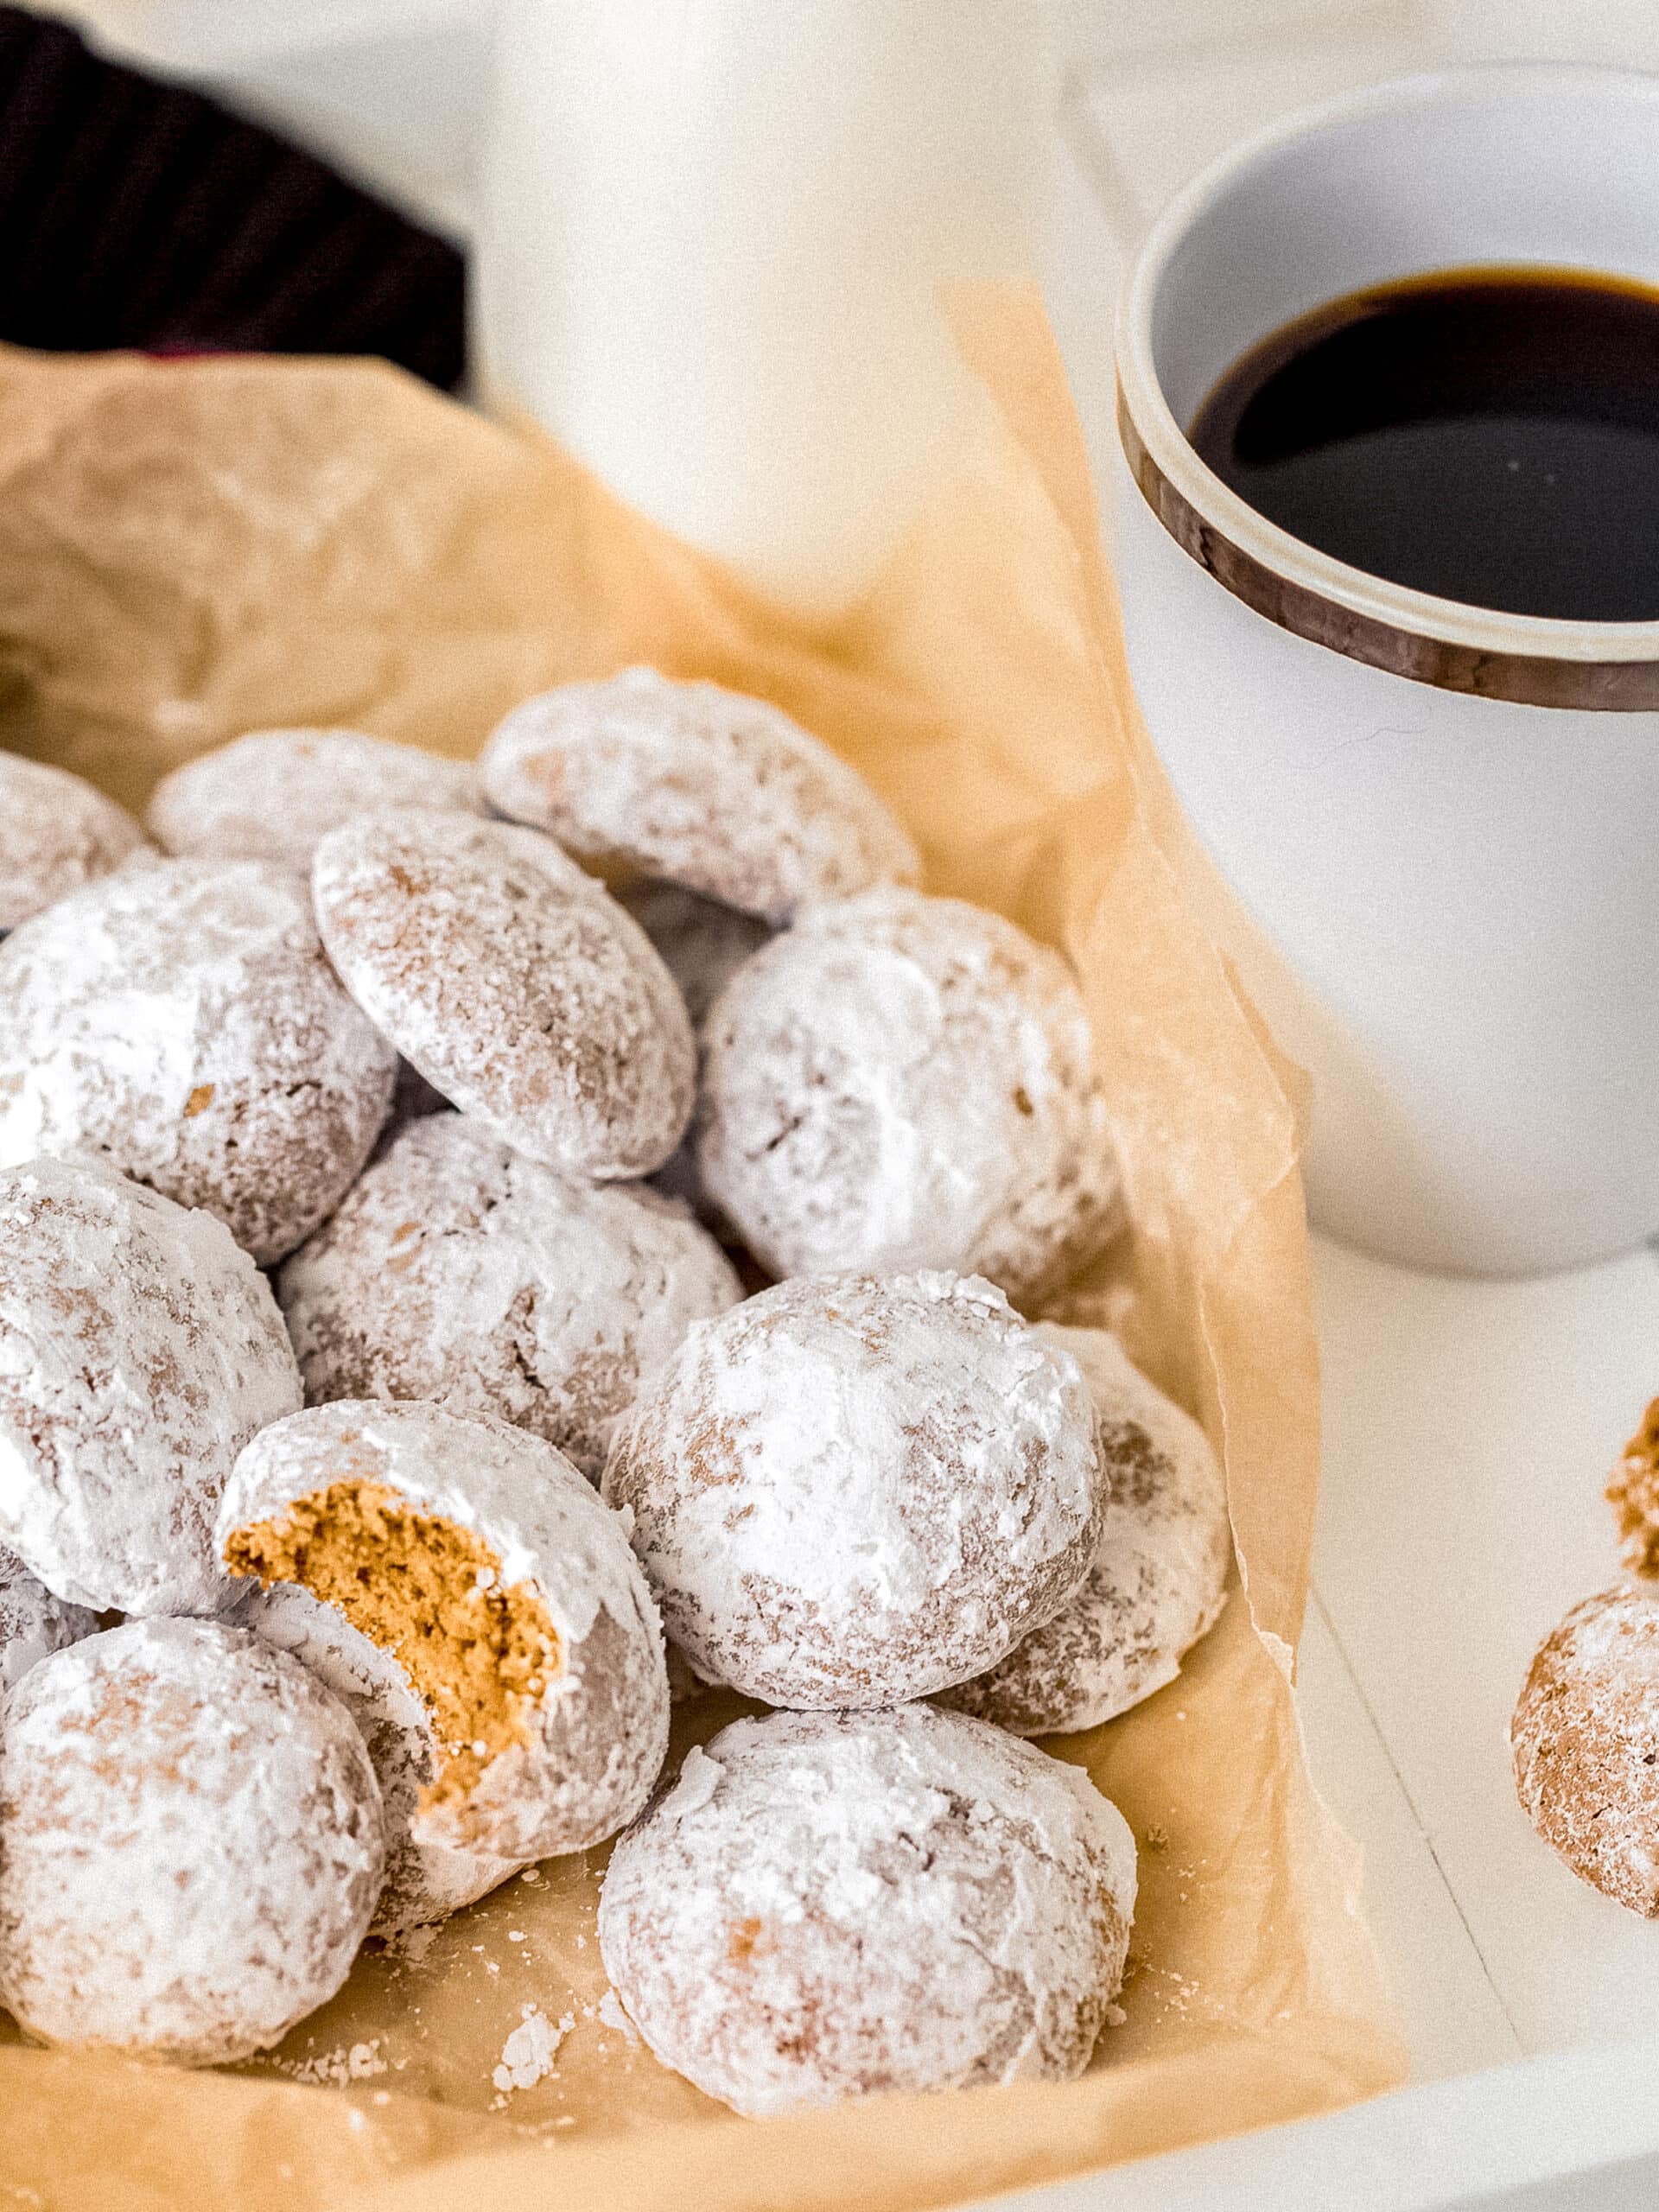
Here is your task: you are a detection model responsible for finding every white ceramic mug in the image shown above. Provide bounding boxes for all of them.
[1115,65,1659,1278]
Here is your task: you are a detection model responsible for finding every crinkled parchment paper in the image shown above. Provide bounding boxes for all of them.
[0,286,1405,2212]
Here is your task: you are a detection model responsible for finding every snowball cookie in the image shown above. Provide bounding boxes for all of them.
[0,857,397,1263]
[940,1325,1230,1736]
[0,753,151,931]
[0,1156,302,1615]
[219,1401,671,1864]
[1512,1586,1659,1916]
[0,1542,96,1695]
[481,666,920,926]
[312,812,696,1178]
[238,1580,523,1937]
[696,887,1124,1302]
[0,1618,385,2064]
[599,1705,1136,2117]
[277,1116,741,1482]
[602,1271,1103,1707]
[146,727,482,871]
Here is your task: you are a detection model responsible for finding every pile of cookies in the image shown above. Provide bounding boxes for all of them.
[0,676,1230,2116]
[1511,1402,1659,1916]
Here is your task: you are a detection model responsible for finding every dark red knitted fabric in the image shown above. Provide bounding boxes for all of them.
[0,5,466,388]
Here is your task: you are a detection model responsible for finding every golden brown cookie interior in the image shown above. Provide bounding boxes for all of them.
[1608,1397,1659,1579]
[224,1479,559,1809]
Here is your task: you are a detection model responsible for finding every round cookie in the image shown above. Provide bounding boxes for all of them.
[219,1402,671,1864]
[0,857,397,1263]
[0,753,150,932]
[278,1116,741,1481]
[1512,1586,1659,1916]
[312,812,695,1178]
[940,1325,1230,1736]
[146,727,482,871]
[0,1543,97,1696]
[0,1618,385,2064]
[238,1580,523,1937]
[601,1270,1103,1707]
[0,1155,302,1616]
[696,887,1124,1301]
[598,1705,1136,2118]
[480,667,920,925]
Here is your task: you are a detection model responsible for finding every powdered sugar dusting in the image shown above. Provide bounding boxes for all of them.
[0,754,150,932]
[696,887,1124,1300]
[0,1543,97,1694]
[493,2005,573,2094]
[312,812,695,1179]
[0,1155,302,1615]
[0,1619,385,2065]
[219,1401,670,1864]
[602,1271,1103,1707]
[597,1705,1135,2119]
[941,1325,1230,1736]
[147,728,483,871]
[0,857,397,1263]
[278,1115,740,1480]
[480,667,919,925]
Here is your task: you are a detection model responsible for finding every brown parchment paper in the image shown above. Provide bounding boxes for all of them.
[0,286,1406,2212]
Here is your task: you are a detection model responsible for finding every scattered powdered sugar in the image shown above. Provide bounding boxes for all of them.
[283,2038,390,2086]
[940,1325,1230,1737]
[493,2005,575,2094]
[596,1990,637,2041]
[0,857,397,1263]
[146,728,483,872]
[597,1705,1135,2120]
[278,1115,740,1481]
[602,1271,1103,1707]
[696,886,1123,1301]
[480,667,919,925]
[0,1154,301,1616]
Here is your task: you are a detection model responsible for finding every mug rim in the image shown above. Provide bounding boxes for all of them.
[1116,60,1659,709]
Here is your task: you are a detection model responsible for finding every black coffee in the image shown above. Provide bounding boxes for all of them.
[1189,267,1659,623]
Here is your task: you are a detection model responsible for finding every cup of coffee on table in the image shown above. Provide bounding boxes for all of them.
[1115,65,1659,1278]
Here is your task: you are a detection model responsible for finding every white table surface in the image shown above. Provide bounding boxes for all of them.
[54,1,1659,2199]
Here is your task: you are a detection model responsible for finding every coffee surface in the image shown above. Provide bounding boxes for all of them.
[1190,267,1659,623]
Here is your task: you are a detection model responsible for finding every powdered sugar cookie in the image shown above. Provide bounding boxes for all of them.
[1512,1586,1659,1916]
[0,1155,301,1616]
[238,1580,523,1936]
[0,753,150,932]
[0,1543,97,1695]
[146,727,481,870]
[312,812,695,1178]
[0,858,397,1263]
[480,667,919,925]
[0,1618,384,2064]
[598,1705,1136,2118]
[939,1325,1230,1735]
[220,1401,670,1864]
[277,1116,741,1481]
[602,1271,1103,1707]
[696,887,1123,1301]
